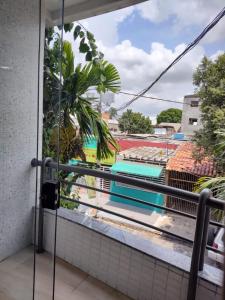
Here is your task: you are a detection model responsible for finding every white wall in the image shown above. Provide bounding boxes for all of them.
[0,0,44,260]
[181,96,202,136]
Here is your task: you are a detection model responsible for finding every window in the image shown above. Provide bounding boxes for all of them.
[189,118,198,125]
[191,100,199,107]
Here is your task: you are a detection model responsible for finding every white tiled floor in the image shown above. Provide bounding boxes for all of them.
[0,247,131,300]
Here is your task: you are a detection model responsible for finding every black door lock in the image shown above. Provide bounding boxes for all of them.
[41,181,60,210]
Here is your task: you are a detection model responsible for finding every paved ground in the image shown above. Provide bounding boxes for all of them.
[78,189,196,240]
[77,189,221,269]
[0,247,131,300]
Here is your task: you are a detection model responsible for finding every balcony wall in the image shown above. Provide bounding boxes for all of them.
[0,0,44,260]
[42,208,223,300]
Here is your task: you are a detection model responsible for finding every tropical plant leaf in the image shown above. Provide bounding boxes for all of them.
[85,51,92,61]
[79,31,85,38]
[64,23,73,32]
[87,31,95,41]
[79,42,89,53]
[44,30,121,162]
[62,41,74,78]
[50,121,85,163]
[74,25,81,40]
[194,176,225,221]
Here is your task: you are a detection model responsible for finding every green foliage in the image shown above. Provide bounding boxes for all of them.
[60,199,78,210]
[43,24,121,162]
[63,23,74,32]
[79,40,89,53]
[118,109,154,134]
[50,123,85,163]
[156,108,182,124]
[73,25,104,63]
[62,41,74,78]
[60,178,79,210]
[195,177,225,221]
[193,54,225,221]
[193,54,225,167]
[108,107,117,119]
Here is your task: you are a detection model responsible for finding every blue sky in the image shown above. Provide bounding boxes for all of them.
[118,11,225,57]
[80,0,225,121]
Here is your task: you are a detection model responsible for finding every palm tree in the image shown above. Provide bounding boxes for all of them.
[108,107,118,119]
[43,33,121,163]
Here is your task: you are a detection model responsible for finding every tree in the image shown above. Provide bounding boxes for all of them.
[156,108,182,124]
[108,107,117,119]
[43,24,121,163]
[193,54,225,162]
[194,130,225,221]
[195,176,225,221]
[193,54,225,221]
[118,109,154,134]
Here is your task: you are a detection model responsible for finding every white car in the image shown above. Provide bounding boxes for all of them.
[208,227,224,264]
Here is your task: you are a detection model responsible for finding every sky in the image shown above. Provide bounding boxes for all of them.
[66,0,225,124]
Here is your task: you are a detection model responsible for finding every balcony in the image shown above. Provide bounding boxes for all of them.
[0,157,224,299]
[0,247,129,300]
[1,1,224,299]
[31,160,225,298]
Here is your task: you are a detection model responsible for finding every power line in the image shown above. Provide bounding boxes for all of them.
[117,6,225,111]
[76,21,87,32]
[87,88,187,107]
[74,22,186,106]
[87,88,190,106]
[118,91,186,105]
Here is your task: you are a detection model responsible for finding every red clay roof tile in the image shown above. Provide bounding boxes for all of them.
[166,142,216,177]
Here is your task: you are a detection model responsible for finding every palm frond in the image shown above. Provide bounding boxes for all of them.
[76,60,121,96]
[97,61,121,93]
[74,96,118,159]
[62,41,75,79]
[195,176,225,221]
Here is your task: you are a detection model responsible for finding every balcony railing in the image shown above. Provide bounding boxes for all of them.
[31,157,225,300]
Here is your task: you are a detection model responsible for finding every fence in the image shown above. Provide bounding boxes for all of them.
[166,170,200,215]
[31,158,225,300]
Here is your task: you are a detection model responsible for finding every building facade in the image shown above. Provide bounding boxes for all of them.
[154,122,181,136]
[181,95,202,136]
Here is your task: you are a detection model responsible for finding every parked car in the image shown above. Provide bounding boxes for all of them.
[207,226,224,264]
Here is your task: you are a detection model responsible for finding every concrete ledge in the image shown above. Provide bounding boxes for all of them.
[41,208,223,299]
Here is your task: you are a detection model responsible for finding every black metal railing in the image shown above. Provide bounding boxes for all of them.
[31,158,225,300]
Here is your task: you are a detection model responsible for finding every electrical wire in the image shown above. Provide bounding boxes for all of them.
[74,22,187,107]
[52,1,65,299]
[76,21,87,31]
[118,91,187,105]
[87,87,188,106]
[116,6,225,111]
[33,0,42,299]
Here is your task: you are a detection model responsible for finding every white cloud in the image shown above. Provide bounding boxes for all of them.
[210,50,224,61]
[69,0,225,50]
[80,6,135,46]
[63,0,225,119]
[201,18,225,44]
[97,40,208,118]
[136,0,225,44]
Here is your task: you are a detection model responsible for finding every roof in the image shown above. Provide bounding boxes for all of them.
[184,94,199,98]
[111,161,163,178]
[117,139,178,151]
[108,119,119,125]
[46,0,146,25]
[157,123,181,132]
[166,142,216,177]
[102,112,110,121]
[120,146,176,164]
